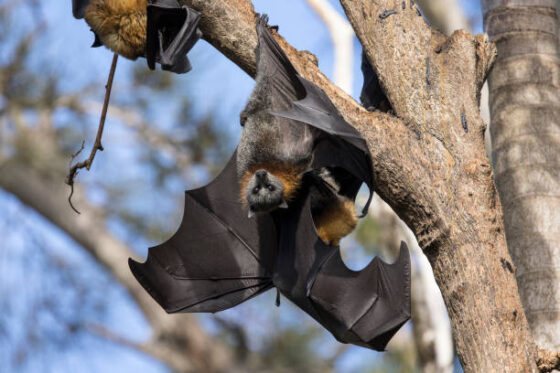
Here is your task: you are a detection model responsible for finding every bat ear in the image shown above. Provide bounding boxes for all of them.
[279,200,289,209]
[248,209,255,219]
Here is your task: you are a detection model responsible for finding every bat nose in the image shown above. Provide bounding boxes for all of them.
[255,169,268,182]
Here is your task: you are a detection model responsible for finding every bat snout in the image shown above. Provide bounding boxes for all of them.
[255,169,268,182]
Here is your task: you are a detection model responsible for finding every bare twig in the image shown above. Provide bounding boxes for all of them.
[65,53,118,214]
[66,141,85,213]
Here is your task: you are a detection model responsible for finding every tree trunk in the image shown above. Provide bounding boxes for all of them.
[176,0,541,371]
[482,0,560,350]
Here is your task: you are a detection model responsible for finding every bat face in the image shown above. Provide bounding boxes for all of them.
[244,169,286,214]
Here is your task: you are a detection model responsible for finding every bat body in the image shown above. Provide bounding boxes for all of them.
[308,169,358,246]
[237,19,363,245]
[72,0,201,73]
[237,34,315,210]
[129,17,411,351]
[80,0,147,60]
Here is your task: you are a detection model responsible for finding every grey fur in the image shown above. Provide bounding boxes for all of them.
[237,75,315,177]
[237,35,316,213]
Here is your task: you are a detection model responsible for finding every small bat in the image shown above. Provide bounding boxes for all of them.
[360,52,391,112]
[129,17,411,351]
[71,0,201,73]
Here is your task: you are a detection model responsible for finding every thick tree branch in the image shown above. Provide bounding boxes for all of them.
[177,0,539,371]
[483,0,560,352]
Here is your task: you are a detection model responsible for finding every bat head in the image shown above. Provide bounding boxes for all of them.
[245,169,288,216]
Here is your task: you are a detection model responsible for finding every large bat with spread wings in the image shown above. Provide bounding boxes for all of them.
[129,16,411,351]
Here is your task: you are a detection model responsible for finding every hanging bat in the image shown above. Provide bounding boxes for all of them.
[237,17,375,244]
[360,52,391,112]
[71,0,201,73]
[129,16,411,351]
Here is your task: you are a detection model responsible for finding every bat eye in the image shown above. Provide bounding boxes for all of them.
[253,187,260,194]
[266,184,275,191]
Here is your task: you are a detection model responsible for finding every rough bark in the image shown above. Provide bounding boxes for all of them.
[482,0,560,351]
[176,0,539,371]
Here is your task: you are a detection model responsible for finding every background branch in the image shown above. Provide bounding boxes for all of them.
[305,0,354,93]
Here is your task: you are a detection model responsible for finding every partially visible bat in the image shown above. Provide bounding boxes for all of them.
[71,0,201,73]
[129,16,411,351]
[360,52,391,112]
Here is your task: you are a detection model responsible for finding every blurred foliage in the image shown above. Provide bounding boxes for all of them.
[354,214,383,254]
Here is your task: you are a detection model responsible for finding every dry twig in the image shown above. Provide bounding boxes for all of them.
[65,53,118,213]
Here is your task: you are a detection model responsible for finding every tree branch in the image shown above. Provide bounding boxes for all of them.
[66,53,118,214]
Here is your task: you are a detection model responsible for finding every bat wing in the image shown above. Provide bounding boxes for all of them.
[309,241,411,350]
[255,21,374,214]
[146,0,202,74]
[72,0,89,19]
[273,190,411,351]
[129,151,277,313]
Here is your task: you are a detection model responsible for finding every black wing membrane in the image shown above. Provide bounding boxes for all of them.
[146,0,202,74]
[254,16,305,112]
[272,186,411,351]
[129,152,277,313]
[360,51,390,111]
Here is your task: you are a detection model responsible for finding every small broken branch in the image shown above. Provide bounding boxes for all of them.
[65,53,118,214]
[537,349,560,373]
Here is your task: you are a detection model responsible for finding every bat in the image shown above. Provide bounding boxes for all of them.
[360,52,391,112]
[71,0,201,73]
[128,151,411,350]
[128,16,411,351]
